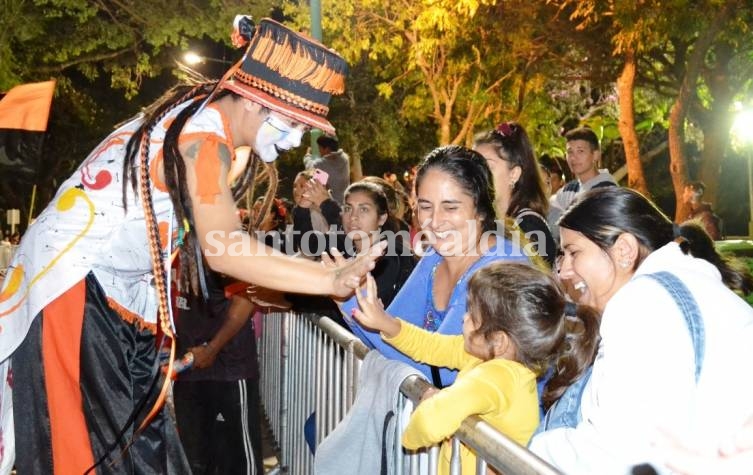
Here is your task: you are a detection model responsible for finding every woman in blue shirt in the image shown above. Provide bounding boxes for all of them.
[339,145,529,387]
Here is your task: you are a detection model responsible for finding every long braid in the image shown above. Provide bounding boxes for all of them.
[133,123,176,438]
[232,152,258,203]
[128,84,226,442]
[138,132,172,339]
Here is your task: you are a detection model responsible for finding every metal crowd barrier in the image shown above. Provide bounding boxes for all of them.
[258,312,562,475]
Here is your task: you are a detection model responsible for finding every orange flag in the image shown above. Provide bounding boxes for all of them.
[0,80,56,174]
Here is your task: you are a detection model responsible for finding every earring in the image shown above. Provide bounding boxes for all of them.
[619,260,631,269]
[509,181,517,189]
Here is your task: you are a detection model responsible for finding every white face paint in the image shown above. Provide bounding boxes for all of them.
[254,114,304,163]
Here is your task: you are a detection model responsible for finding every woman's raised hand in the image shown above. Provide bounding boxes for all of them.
[304,178,331,208]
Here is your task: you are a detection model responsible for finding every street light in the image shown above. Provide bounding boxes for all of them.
[182,51,232,65]
[731,108,753,237]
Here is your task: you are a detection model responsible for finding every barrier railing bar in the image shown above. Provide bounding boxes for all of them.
[313,315,562,475]
[260,312,562,475]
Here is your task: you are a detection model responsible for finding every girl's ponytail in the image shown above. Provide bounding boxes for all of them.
[541,303,601,410]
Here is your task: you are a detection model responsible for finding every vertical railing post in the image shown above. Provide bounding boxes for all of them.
[279,312,290,471]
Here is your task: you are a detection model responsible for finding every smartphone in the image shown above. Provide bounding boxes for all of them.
[313,168,329,185]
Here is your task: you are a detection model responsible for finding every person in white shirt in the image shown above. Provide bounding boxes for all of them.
[547,127,616,243]
[530,187,753,474]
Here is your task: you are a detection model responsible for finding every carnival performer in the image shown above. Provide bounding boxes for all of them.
[0,16,381,474]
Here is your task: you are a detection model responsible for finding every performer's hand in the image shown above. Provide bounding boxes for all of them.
[322,248,352,305]
[322,247,348,268]
[330,240,386,298]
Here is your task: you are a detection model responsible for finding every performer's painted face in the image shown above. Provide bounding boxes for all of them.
[254,114,305,163]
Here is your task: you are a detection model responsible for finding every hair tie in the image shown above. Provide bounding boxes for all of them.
[495,122,515,137]
[672,223,682,239]
[564,301,577,317]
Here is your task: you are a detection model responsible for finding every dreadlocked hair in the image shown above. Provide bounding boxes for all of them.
[250,162,279,231]
[122,81,229,295]
[233,152,279,233]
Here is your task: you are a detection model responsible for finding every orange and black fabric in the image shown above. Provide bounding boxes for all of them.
[11,272,190,474]
[0,80,55,176]
[222,18,348,135]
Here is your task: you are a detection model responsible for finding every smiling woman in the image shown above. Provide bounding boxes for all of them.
[530,187,753,474]
[339,145,530,388]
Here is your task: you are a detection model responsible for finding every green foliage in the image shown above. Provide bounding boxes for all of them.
[1,0,276,91]
[3,0,753,234]
[285,0,574,146]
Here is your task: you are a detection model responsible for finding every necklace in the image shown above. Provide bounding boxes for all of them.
[422,257,477,331]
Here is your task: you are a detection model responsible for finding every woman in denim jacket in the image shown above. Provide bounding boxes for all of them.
[530,187,753,474]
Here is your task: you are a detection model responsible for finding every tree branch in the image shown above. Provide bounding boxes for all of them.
[32,47,134,74]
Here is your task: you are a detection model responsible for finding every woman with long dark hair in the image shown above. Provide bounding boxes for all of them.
[530,187,753,474]
[474,122,557,266]
[338,145,530,387]
[341,180,415,306]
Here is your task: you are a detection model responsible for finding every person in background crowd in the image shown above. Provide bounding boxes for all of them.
[360,175,411,232]
[530,187,753,474]
[173,271,263,474]
[681,181,722,240]
[473,122,557,267]
[304,135,350,204]
[539,153,566,196]
[335,145,529,388]
[678,222,752,296]
[0,17,381,473]
[383,171,405,194]
[290,170,342,258]
[547,127,617,243]
[352,263,599,474]
[403,164,418,196]
[341,180,415,307]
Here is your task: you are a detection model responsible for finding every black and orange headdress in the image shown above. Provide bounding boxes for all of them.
[220,17,348,135]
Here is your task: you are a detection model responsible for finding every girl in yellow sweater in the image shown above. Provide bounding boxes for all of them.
[352,262,599,473]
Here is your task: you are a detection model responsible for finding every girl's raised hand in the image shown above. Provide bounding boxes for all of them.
[353,273,400,337]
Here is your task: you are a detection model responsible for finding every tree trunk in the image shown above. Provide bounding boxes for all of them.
[350,149,363,183]
[699,110,731,204]
[439,117,452,146]
[668,1,735,222]
[616,49,649,195]
[669,96,691,222]
[698,42,733,205]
